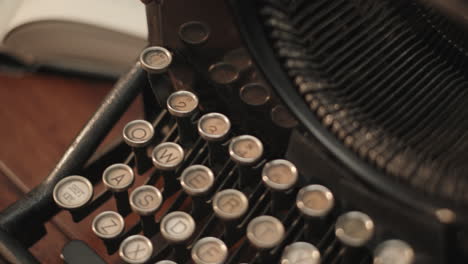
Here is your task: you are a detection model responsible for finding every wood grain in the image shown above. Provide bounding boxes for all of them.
[0,71,142,263]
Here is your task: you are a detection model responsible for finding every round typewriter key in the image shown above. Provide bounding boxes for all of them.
[139,46,174,108]
[296,185,334,218]
[160,211,195,262]
[208,62,239,86]
[130,185,163,237]
[181,165,215,218]
[229,135,263,165]
[119,235,153,264]
[223,48,252,73]
[229,135,263,188]
[247,215,285,250]
[198,112,231,166]
[335,211,375,247]
[102,164,134,216]
[140,46,172,74]
[167,91,199,145]
[239,83,271,107]
[167,90,199,117]
[155,261,177,264]
[53,175,93,210]
[123,120,154,148]
[178,21,210,46]
[103,164,135,192]
[152,142,185,171]
[92,211,126,253]
[130,185,163,216]
[262,159,298,191]
[160,211,196,243]
[92,211,125,239]
[281,242,321,264]
[212,189,249,221]
[152,142,184,195]
[191,237,228,264]
[262,159,298,215]
[374,240,414,264]
[271,105,298,129]
[180,165,214,196]
[123,119,154,174]
[198,113,231,142]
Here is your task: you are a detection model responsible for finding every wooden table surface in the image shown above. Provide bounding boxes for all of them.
[0,70,142,263]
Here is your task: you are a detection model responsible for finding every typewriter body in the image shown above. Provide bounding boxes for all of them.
[1,0,468,263]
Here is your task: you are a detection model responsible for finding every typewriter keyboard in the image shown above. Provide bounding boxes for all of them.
[50,18,415,264]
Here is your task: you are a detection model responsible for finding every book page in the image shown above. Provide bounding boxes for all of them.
[6,0,147,40]
[0,0,24,42]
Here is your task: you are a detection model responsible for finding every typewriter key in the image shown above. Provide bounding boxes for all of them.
[123,119,154,174]
[270,105,298,154]
[335,211,374,247]
[296,185,335,218]
[198,113,231,142]
[178,21,210,46]
[140,46,172,74]
[103,163,134,216]
[160,211,196,263]
[53,175,93,210]
[92,211,125,254]
[130,185,163,237]
[191,237,228,264]
[296,184,335,240]
[139,46,173,107]
[181,165,214,217]
[373,240,414,264]
[167,90,199,145]
[247,215,285,250]
[239,83,271,108]
[262,159,298,214]
[229,135,263,189]
[119,235,153,264]
[247,215,285,262]
[198,112,231,166]
[223,48,253,73]
[281,242,321,264]
[208,62,239,86]
[152,142,185,195]
[155,261,177,264]
[212,189,249,244]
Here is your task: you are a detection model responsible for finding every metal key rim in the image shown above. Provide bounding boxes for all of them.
[53,175,93,210]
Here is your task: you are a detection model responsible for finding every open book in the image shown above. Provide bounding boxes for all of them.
[0,0,148,76]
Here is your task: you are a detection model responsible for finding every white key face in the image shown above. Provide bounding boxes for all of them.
[281,242,321,264]
[168,92,198,113]
[232,139,261,159]
[123,120,154,146]
[192,237,228,264]
[213,189,248,220]
[53,176,93,209]
[103,164,134,191]
[199,115,230,137]
[262,159,297,190]
[130,186,163,215]
[92,211,124,239]
[120,235,153,263]
[161,211,195,243]
[335,211,374,247]
[374,240,414,264]
[247,216,285,249]
[181,165,214,195]
[144,49,171,69]
[229,135,263,164]
[296,185,334,217]
[152,143,184,169]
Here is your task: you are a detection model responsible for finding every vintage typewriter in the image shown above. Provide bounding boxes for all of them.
[1,0,468,263]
